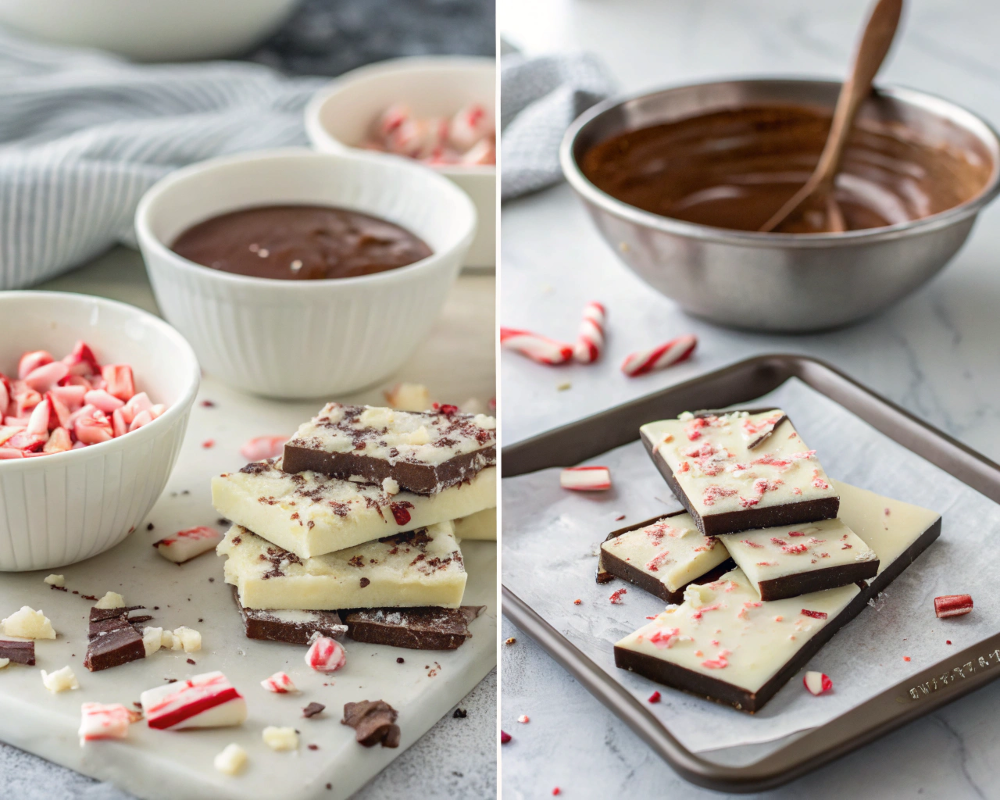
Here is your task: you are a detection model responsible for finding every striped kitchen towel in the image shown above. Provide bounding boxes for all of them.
[500,52,616,201]
[0,29,324,290]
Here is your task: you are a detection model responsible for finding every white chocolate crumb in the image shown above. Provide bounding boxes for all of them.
[142,627,164,657]
[159,629,177,650]
[214,743,248,775]
[384,382,431,412]
[556,382,571,392]
[94,592,125,610]
[0,658,9,669]
[382,477,400,495]
[262,726,299,751]
[171,627,202,653]
[44,575,65,588]
[41,666,79,693]
[1,607,56,639]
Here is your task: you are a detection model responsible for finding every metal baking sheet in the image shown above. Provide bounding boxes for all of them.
[501,354,1000,793]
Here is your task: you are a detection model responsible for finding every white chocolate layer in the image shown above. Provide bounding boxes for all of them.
[723,519,876,593]
[601,514,729,594]
[217,521,467,611]
[287,403,496,468]
[211,460,495,559]
[616,569,858,694]
[453,507,497,541]
[640,410,838,519]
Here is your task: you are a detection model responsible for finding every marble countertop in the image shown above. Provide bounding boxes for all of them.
[500,0,1000,797]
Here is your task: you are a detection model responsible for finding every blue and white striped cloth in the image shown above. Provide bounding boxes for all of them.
[0,29,324,290]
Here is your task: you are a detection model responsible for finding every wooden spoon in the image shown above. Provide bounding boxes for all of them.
[759,0,904,234]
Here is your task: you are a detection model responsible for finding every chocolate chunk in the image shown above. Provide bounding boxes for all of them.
[341,700,400,748]
[84,605,148,672]
[343,606,485,650]
[452,708,467,718]
[303,702,326,718]
[233,587,346,645]
[0,639,35,666]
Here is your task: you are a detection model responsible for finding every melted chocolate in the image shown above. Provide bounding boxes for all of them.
[581,105,991,234]
[172,205,433,279]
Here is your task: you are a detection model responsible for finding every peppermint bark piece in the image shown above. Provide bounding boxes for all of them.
[722,518,878,601]
[343,606,486,650]
[217,522,467,611]
[598,512,733,602]
[211,459,495,559]
[640,409,839,536]
[282,403,496,494]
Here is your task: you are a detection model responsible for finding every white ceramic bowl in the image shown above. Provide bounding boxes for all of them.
[0,292,200,572]
[135,148,477,399]
[0,0,301,61]
[306,56,496,268]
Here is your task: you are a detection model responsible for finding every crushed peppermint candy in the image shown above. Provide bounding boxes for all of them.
[803,671,833,696]
[609,588,627,605]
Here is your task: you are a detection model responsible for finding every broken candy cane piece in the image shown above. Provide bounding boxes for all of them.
[43,427,72,454]
[101,364,135,402]
[63,341,101,376]
[560,466,611,491]
[153,526,223,564]
[41,666,79,693]
[240,436,287,462]
[384,383,431,412]
[621,335,697,377]
[803,671,833,696]
[84,389,124,414]
[75,412,113,445]
[1,606,56,639]
[141,671,247,730]
[79,702,131,745]
[449,103,493,151]
[305,636,346,673]
[262,726,299,751]
[214,743,248,776]
[500,328,573,365]
[573,302,606,364]
[24,361,69,394]
[501,730,512,744]
[18,351,53,380]
[934,594,973,618]
[261,672,298,694]
[128,410,153,432]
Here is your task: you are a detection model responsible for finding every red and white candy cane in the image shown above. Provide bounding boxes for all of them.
[573,302,606,364]
[621,334,697,377]
[79,702,132,744]
[305,636,346,673]
[934,594,973,618]
[803,671,833,696]
[560,466,612,491]
[500,327,573,366]
[260,672,298,694]
[240,435,288,462]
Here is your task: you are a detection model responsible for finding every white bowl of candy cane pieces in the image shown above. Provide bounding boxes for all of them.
[0,292,200,571]
[305,56,496,268]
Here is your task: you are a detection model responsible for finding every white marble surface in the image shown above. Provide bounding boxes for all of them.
[500,0,1000,796]
[0,247,497,800]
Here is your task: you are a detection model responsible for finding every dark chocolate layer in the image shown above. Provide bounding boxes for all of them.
[233,587,346,645]
[756,559,879,602]
[342,606,485,650]
[282,444,495,495]
[0,639,35,666]
[85,606,147,672]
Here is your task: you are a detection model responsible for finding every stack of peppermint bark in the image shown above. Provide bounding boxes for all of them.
[601,409,941,713]
[213,403,496,651]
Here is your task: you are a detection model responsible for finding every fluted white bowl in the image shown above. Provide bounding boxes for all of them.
[0,292,200,572]
[305,56,496,268]
[135,148,477,399]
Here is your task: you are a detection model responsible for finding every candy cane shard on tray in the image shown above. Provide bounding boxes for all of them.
[560,466,612,491]
[639,409,840,537]
[141,671,247,730]
[153,526,224,564]
[573,302,606,363]
[499,327,574,365]
[614,481,941,713]
[621,334,697,377]
[211,459,496,559]
[281,403,496,494]
[598,512,733,603]
[217,522,467,611]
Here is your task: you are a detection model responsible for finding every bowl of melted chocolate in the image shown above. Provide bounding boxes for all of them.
[136,149,476,398]
[562,79,1000,331]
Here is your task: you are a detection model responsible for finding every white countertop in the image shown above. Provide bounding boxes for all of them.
[500,0,1000,796]
[0,246,497,800]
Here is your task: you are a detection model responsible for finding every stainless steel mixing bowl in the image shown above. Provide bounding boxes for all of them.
[561,79,1000,332]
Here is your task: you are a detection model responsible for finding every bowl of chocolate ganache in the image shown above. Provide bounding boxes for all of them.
[562,79,1000,332]
[136,149,476,398]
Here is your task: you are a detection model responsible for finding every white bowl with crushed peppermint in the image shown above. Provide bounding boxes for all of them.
[305,56,496,268]
[0,291,200,571]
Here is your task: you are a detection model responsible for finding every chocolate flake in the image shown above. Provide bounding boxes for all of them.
[303,702,326,718]
[341,700,400,748]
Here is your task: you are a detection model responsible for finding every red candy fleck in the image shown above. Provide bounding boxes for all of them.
[432,402,459,416]
[390,502,413,526]
[501,730,511,744]
[934,594,973,619]
[552,789,561,796]
[609,588,627,605]
[202,439,215,449]
[903,656,911,662]
[801,609,828,620]
[573,599,581,606]
[239,435,287,461]
[648,691,661,703]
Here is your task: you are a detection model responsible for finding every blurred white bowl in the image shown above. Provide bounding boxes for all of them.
[306,56,496,268]
[0,0,301,61]
[0,292,200,571]
[135,148,476,399]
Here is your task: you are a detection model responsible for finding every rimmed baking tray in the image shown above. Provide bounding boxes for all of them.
[501,354,1000,793]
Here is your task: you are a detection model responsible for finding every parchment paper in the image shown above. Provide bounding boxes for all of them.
[502,378,1000,754]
